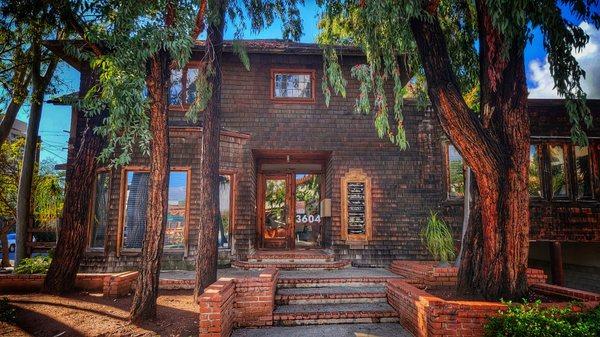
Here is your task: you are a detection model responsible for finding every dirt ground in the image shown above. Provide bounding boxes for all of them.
[1,290,198,337]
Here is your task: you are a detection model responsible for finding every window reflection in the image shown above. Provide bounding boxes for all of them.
[448,145,464,198]
[218,175,231,248]
[549,145,568,198]
[264,179,287,239]
[529,145,542,197]
[575,146,592,198]
[274,73,312,98]
[165,172,188,250]
[295,174,321,247]
[123,172,149,249]
[186,68,199,104]
[169,69,183,105]
[90,172,110,249]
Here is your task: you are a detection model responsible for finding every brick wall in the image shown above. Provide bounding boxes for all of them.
[199,268,278,337]
[0,272,136,297]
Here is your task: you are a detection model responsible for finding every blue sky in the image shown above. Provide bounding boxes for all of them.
[20,0,599,164]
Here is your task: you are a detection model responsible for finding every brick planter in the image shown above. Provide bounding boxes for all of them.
[0,271,137,297]
[386,262,600,337]
[389,260,547,287]
[199,268,279,337]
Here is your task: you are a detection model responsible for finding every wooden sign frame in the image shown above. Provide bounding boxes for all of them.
[340,169,372,242]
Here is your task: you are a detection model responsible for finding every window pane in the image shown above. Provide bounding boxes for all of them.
[448,145,464,198]
[169,69,183,105]
[549,145,568,198]
[123,172,150,249]
[90,172,110,249]
[274,73,312,98]
[295,174,321,247]
[218,175,231,248]
[529,145,542,197]
[186,68,199,104]
[575,146,592,198]
[165,172,188,250]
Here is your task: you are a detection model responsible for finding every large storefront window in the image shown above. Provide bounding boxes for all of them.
[165,171,188,250]
[549,145,568,198]
[295,174,321,247]
[122,171,150,249]
[121,170,189,250]
[218,175,232,248]
[89,172,110,249]
[529,145,542,197]
[447,144,465,198]
[575,146,592,198]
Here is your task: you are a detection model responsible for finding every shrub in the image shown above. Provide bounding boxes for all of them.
[485,301,600,337]
[14,255,51,274]
[0,297,16,323]
[420,211,455,264]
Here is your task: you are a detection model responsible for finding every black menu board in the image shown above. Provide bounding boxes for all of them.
[347,182,366,234]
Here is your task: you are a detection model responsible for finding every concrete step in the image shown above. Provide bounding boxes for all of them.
[232,260,351,271]
[275,286,387,305]
[246,250,335,264]
[273,302,399,326]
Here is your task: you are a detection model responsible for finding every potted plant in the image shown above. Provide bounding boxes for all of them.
[420,211,456,267]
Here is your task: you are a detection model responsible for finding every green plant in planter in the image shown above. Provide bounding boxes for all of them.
[14,255,52,274]
[420,211,456,266]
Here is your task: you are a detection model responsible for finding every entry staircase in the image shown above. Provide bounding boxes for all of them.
[232,249,351,270]
[273,271,399,326]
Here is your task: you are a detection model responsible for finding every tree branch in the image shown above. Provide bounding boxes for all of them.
[191,0,208,40]
[53,1,104,56]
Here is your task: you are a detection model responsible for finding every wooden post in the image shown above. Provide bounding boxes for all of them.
[549,241,565,286]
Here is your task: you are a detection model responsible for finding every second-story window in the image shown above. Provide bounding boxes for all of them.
[529,145,543,197]
[549,145,568,198]
[169,67,199,106]
[574,146,593,198]
[271,69,315,101]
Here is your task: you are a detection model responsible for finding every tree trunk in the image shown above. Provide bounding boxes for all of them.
[0,102,24,146]
[1,222,11,268]
[410,6,530,300]
[43,69,106,294]
[194,0,227,300]
[0,49,31,147]
[15,41,45,266]
[129,48,171,322]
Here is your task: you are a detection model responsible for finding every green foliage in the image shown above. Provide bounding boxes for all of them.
[0,139,64,226]
[0,297,16,324]
[14,255,52,274]
[420,211,455,264]
[318,0,599,148]
[485,302,600,337]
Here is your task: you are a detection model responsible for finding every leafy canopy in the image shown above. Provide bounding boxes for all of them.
[318,0,599,148]
[67,0,304,167]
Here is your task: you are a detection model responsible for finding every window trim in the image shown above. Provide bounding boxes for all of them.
[168,62,202,111]
[116,166,191,256]
[218,170,236,251]
[270,68,316,103]
[445,142,465,200]
[86,167,111,253]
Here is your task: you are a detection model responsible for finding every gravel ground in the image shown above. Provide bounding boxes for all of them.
[232,323,413,337]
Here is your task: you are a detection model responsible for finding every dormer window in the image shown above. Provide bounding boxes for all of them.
[271,69,315,102]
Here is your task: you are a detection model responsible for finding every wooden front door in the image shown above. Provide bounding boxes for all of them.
[258,173,294,249]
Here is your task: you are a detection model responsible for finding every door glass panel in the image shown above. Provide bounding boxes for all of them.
[264,178,287,239]
[295,174,321,247]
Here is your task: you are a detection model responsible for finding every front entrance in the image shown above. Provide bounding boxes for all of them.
[255,151,327,250]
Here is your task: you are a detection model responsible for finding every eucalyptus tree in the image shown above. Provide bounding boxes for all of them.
[319,0,598,300]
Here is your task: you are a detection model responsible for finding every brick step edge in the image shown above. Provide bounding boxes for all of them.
[273,310,399,324]
[248,258,334,263]
[276,292,387,305]
[274,316,399,326]
[277,276,400,287]
[232,260,351,270]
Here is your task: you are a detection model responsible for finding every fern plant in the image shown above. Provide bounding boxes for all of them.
[420,211,456,266]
